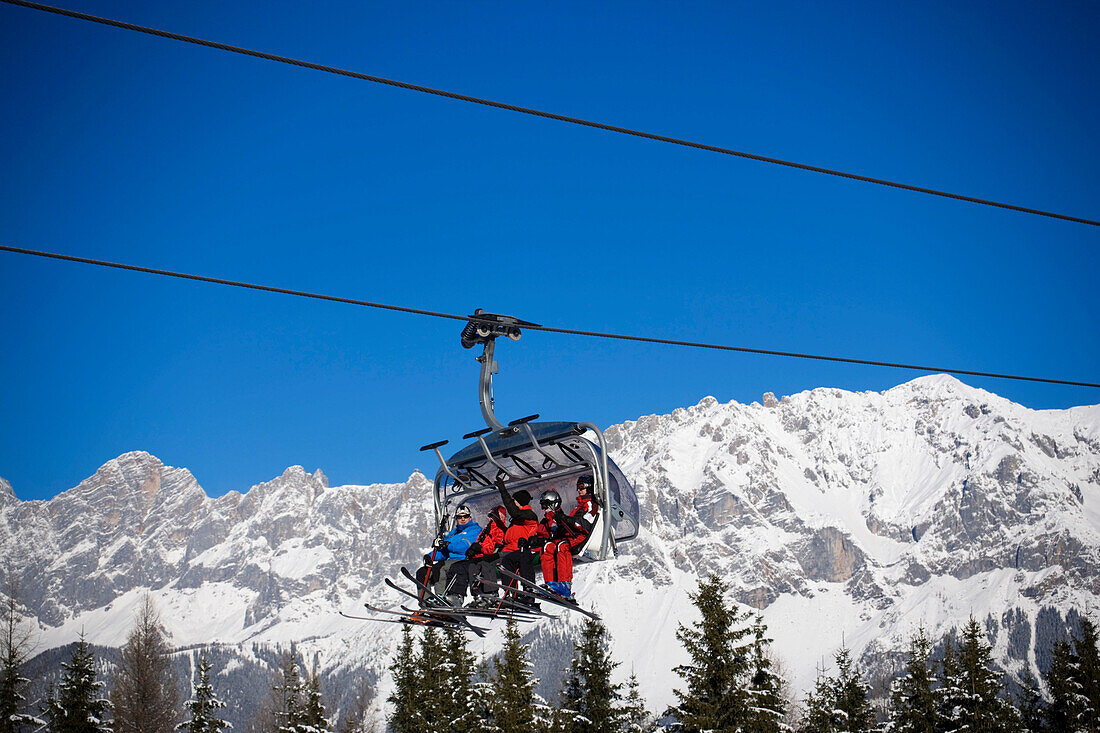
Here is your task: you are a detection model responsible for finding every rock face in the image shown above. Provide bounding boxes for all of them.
[3,375,1098,723]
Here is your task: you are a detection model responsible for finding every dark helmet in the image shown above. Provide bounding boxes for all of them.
[576,474,594,494]
[455,504,472,519]
[512,489,532,506]
[489,505,507,523]
[540,490,562,511]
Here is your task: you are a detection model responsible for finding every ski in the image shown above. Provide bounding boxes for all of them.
[398,603,540,623]
[495,567,602,620]
[360,600,486,636]
[399,566,459,608]
[473,578,564,619]
[339,610,455,629]
[386,573,487,636]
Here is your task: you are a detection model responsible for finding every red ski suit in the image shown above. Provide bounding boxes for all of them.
[537,495,598,583]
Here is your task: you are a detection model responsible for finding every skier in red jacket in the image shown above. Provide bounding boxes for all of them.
[537,474,599,601]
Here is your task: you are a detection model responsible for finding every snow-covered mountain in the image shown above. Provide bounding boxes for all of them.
[4,375,1098,724]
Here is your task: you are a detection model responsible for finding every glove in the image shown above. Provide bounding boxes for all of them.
[422,553,432,565]
[433,537,445,550]
[465,544,480,559]
[517,537,529,550]
[494,477,507,492]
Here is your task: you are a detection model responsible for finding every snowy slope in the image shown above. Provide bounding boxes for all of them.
[3,375,1098,720]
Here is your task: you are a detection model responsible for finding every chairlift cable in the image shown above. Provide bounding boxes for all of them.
[2,0,1097,228]
[2,243,1096,389]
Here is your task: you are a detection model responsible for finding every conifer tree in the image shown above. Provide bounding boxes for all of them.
[942,617,1019,731]
[43,633,113,733]
[831,648,875,733]
[797,649,873,733]
[415,628,447,731]
[489,619,538,733]
[0,579,38,733]
[667,574,755,731]
[560,618,621,733]
[387,627,422,733]
[798,664,837,733]
[335,679,373,733]
[440,628,476,733]
[112,595,180,733]
[177,653,229,733]
[1072,616,1100,730]
[273,649,305,733]
[469,660,501,733]
[888,627,937,733]
[300,665,327,733]
[1015,673,1044,733]
[744,616,788,732]
[617,673,654,733]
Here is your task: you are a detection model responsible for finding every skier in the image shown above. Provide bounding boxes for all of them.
[447,504,507,607]
[416,504,481,606]
[536,474,599,601]
[493,477,541,594]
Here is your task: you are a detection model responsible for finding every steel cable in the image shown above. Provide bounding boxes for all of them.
[3,244,1096,389]
[2,0,1097,227]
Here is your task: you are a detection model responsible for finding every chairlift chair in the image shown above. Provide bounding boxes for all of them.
[420,311,640,562]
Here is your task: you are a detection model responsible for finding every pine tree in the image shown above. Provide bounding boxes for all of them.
[387,627,422,733]
[43,632,113,733]
[177,653,229,733]
[560,618,621,733]
[888,627,937,733]
[617,673,654,733]
[335,678,373,733]
[797,649,872,733]
[799,663,837,733]
[945,617,1020,732]
[744,616,788,732]
[112,595,180,733]
[415,628,447,731]
[0,579,39,733]
[667,574,755,732]
[273,649,305,733]
[300,665,327,733]
[937,637,965,730]
[489,619,538,733]
[831,648,875,733]
[1071,616,1100,731]
[1015,673,1044,733]
[440,628,477,733]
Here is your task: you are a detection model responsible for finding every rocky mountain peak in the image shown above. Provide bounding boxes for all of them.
[0,476,15,505]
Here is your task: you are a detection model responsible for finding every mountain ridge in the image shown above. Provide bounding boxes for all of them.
[4,374,1098,722]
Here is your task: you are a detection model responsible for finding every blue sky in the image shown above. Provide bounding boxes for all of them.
[2,0,1097,501]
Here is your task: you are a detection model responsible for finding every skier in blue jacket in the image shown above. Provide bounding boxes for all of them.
[418,504,482,606]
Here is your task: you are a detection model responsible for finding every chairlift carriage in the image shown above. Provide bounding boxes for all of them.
[420,310,640,564]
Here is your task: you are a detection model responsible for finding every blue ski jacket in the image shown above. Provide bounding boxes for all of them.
[429,520,483,562]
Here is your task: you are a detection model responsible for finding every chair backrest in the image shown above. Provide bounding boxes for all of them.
[574,507,607,562]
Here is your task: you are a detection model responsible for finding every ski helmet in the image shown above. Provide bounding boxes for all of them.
[455,504,472,519]
[540,490,562,511]
[576,474,594,494]
[489,505,507,523]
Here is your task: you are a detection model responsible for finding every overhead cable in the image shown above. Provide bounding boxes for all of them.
[3,0,1097,228]
[3,244,1096,389]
